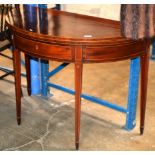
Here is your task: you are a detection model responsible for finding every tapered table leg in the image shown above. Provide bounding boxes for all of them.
[13,49,21,125]
[75,61,83,150]
[74,46,83,150]
[25,54,31,96]
[140,46,150,135]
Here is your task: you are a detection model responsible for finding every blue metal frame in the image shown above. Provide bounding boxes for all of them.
[41,62,69,97]
[0,36,25,78]
[47,82,127,113]
[41,60,49,97]
[40,4,62,97]
[0,66,26,77]
[151,38,155,60]
[25,4,44,95]
[38,4,47,9]
[41,57,140,130]
[125,57,140,130]
[0,49,26,77]
[47,63,69,79]
[55,4,61,10]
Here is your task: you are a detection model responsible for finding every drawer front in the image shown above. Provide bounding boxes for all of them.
[14,35,73,61]
[83,42,145,62]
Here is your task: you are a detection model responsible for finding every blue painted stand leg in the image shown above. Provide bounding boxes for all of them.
[125,57,140,130]
[41,60,50,97]
[151,39,155,60]
[40,4,61,97]
[30,58,41,94]
[25,4,48,95]
[25,4,41,95]
[54,4,61,10]
[38,4,47,8]
[41,62,69,97]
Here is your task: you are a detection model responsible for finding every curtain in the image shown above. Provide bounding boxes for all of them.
[120,4,155,40]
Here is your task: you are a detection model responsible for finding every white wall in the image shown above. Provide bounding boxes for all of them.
[61,4,120,21]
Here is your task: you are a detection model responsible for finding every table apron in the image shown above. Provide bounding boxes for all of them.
[83,43,146,62]
[13,34,146,63]
[14,35,74,62]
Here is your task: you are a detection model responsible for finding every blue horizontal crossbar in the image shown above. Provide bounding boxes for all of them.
[47,82,127,113]
[47,62,69,79]
[0,66,26,77]
[48,82,75,95]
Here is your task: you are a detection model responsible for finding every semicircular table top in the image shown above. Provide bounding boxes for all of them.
[6,5,139,45]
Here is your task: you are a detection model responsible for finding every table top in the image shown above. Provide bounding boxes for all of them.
[6,5,139,45]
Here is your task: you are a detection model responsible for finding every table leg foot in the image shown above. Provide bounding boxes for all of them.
[27,88,31,96]
[17,117,21,125]
[75,142,79,150]
[21,88,23,97]
[140,127,144,135]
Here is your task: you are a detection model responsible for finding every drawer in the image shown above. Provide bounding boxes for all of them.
[83,42,145,62]
[14,35,73,61]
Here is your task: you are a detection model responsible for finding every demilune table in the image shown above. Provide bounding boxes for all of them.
[6,6,150,150]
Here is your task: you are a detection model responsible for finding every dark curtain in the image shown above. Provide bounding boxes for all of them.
[120,4,155,40]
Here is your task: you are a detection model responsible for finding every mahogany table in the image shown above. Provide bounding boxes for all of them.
[6,6,150,150]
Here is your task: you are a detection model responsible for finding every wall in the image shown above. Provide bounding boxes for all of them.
[62,4,121,21]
